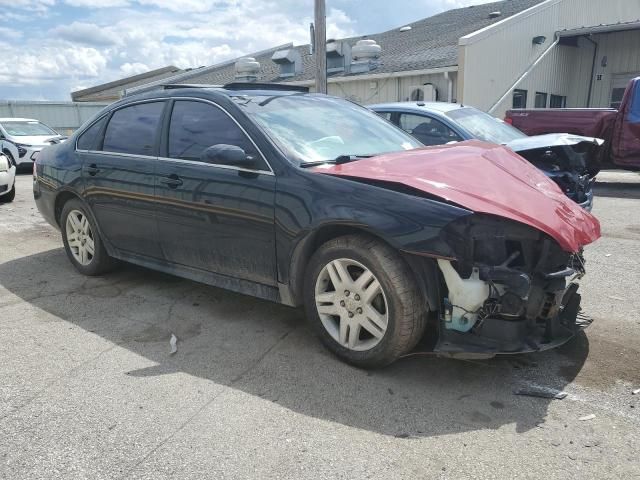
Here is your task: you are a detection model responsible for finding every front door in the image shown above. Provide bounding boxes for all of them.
[81,100,166,259]
[155,99,277,286]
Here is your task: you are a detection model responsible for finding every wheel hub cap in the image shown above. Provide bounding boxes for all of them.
[314,258,389,352]
[65,210,95,266]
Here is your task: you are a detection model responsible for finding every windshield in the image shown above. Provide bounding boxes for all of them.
[237,95,421,164]
[2,121,58,137]
[446,107,527,144]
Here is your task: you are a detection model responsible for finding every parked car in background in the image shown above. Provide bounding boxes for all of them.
[371,102,602,210]
[0,153,16,202]
[505,77,640,169]
[0,118,67,170]
[34,84,600,368]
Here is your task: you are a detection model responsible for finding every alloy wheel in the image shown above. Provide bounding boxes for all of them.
[314,258,389,351]
[65,209,95,266]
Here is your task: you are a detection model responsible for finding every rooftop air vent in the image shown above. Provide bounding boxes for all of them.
[399,26,411,32]
[271,48,303,78]
[234,57,260,82]
[326,40,351,73]
[489,11,501,19]
[350,39,382,74]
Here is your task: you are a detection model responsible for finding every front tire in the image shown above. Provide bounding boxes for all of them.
[304,234,427,368]
[1,185,14,203]
[60,199,116,275]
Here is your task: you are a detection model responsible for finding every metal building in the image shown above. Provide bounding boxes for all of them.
[0,101,109,136]
[77,0,640,117]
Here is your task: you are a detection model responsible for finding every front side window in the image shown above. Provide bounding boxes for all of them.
[239,95,421,164]
[77,116,107,150]
[398,113,461,146]
[168,101,262,167]
[446,107,527,144]
[102,102,164,155]
[1,121,57,136]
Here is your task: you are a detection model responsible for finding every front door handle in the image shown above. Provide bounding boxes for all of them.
[87,163,101,176]
[160,174,183,188]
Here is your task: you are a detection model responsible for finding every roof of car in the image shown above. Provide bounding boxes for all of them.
[369,102,468,114]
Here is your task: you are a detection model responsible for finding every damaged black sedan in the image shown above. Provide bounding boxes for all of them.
[34,84,600,368]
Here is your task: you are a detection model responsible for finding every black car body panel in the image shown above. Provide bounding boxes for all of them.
[34,86,598,357]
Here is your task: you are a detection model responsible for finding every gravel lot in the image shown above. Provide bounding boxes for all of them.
[1,172,639,479]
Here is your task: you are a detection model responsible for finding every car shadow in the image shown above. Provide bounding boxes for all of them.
[0,249,589,438]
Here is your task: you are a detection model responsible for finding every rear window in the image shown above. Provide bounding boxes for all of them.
[102,102,165,155]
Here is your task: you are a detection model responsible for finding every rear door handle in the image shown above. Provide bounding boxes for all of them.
[86,163,101,176]
[160,174,183,188]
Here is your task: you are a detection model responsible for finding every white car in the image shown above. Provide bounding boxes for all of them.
[0,118,66,169]
[0,153,16,202]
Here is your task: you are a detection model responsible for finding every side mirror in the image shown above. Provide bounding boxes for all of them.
[200,144,257,168]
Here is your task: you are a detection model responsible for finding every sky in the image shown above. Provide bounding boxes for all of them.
[0,0,496,101]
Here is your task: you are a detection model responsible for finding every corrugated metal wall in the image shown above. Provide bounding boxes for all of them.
[0,101,109,135]
[324,72,458,105]
[459,0,640,115]
[588,29,640,107]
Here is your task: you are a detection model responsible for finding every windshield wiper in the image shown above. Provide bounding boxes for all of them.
[300,154,374,168]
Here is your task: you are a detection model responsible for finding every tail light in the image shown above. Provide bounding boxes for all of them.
[504,117,513,125]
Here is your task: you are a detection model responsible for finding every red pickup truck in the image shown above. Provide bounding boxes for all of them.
[505,77,640,169]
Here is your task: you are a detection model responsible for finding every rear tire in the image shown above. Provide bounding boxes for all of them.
[304,234,427,368]
[60,198,117,276]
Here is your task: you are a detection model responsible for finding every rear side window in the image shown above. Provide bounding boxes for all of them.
[168,100,262,166]
[76,116,107,151]
[102,102,164,155]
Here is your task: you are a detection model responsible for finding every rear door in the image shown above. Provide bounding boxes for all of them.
[154,99,277,286]
[81,100,166,258]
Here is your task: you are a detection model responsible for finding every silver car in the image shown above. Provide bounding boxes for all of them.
[0,118,65,169]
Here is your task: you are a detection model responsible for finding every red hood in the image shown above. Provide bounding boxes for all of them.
[313,141,600,252]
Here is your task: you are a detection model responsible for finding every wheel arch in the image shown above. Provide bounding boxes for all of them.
[284,223,440,311]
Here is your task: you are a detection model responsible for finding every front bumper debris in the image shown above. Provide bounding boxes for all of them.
[431,282,590,357]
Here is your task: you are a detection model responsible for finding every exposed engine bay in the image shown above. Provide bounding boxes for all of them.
[507,134,604,211]
[432,214,589,356]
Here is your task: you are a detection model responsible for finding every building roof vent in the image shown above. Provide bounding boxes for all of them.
[352,39,382,60]
[271,48,303,78]
[488,11,501,19]
[350,39,381,74]
[326,40,351,73]
[399,26,412,32]
[235,57,260,82]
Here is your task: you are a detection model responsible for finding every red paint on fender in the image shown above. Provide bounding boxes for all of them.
[314,141,600,252]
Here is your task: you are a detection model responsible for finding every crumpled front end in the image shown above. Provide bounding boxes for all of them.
[432,214,591,357]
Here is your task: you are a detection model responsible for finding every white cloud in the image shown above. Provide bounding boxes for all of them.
[119,62,150,76]
[51,22,120,46]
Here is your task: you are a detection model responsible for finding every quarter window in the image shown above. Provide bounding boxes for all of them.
[102,102,164,155]
[76,116,107,151]
[168,101,262,167]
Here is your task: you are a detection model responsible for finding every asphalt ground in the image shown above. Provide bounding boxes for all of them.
[0,171,639,479]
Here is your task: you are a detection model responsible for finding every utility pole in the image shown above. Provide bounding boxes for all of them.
[314,0,327,94]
